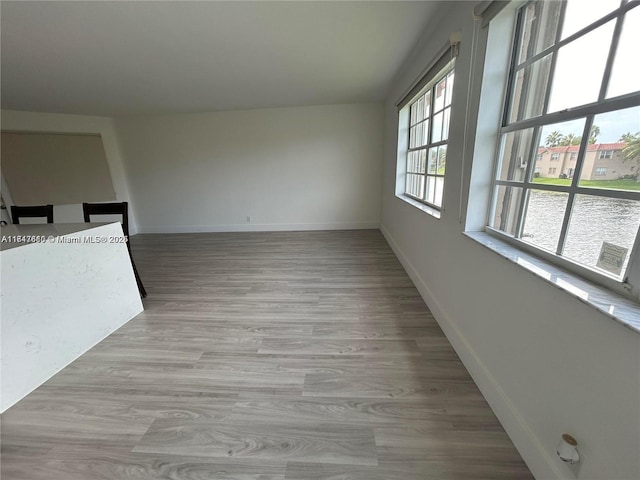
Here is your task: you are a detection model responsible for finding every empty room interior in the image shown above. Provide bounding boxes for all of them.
[1,1,639,479]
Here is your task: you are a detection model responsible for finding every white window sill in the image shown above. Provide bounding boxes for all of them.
[396,194,441,219]
[464,231,640,334]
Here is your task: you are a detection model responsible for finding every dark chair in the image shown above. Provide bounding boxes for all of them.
[82,201,147,298]
[11,204,54,224]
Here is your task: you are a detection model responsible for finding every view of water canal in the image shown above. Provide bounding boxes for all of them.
[521,190,640,275]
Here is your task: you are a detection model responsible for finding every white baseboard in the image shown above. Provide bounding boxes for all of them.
[380,224,562,480]
[137,221,380,234]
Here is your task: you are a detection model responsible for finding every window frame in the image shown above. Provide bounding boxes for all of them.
[485,0,640,301]
[403,62,456,211]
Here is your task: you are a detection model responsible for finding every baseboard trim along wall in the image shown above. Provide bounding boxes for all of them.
[136,221,380,234]
[380,224,563,480]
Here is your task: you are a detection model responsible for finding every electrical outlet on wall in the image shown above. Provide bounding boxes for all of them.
[246,216,251,223]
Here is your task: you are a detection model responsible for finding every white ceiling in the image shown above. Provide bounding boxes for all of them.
[1,1,440,117]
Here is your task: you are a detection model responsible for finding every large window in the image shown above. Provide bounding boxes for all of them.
[488,0,640,297]
[404,62,455,210]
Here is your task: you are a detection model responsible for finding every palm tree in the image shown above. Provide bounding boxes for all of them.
[589,125,600,144]
[545,131,562,147]
[559,133,581,146]
[620,132,640,163]
[620,132,638,144]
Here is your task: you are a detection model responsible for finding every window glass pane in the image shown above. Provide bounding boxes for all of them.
[508,55,552,123]
[517,1,563,63]
[607,6,640,98]
[407,150,416,173]
[437,145,447,175]
[442,107,451,142]
[434,177,445,207]
[434,77,446,112]
[425,176,436,204]
[521,190,569,253]
[578,106,640,191]
[410,121,428,148]
[423,120,430,146]
[407,150,426,174]
[427,147,438,174]
[432,112,444,143]
[411,95,426,125]
[406,174,425,199]
[534,118,587,184]
[424,91,431,120]
[548,20,615,113]
[563,195,640,278]
[445,72,455,107]
[491,185,524,236]
[497,128,536,182]
[410,101,419,125]
[560,0,620,40]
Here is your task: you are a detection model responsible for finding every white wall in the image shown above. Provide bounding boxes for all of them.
[381,2,640,480]
[113,103,383,233]
[0,110,137,232]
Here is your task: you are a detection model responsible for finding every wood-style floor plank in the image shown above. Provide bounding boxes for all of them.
[285,460,533,480]
[2,446,287,480]
[133,420,378,466]
[1,230,532,479]
[258,338,422,356]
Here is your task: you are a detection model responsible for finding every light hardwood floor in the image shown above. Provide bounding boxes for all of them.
[1,230,533,479]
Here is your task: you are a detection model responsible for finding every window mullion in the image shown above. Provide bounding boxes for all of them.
[410,117,429,130]
[423,89,436,203]
[556,193,575,255]
[598,8,625,102]
[409,140,449,152]
[427,86,435,145]
[513,124,542,238]
[502,92,640,132]
[513,189,529,238]
[568,116,594,189]
[540,1,567,117]
[501,6,524,128]
[555,113,595,254]
[523,126,540,183]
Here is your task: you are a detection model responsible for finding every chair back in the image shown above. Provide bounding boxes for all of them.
[82,201,146,298]
[11,204,54,224]
[82,202,129,237]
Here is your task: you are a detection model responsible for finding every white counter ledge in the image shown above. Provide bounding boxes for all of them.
[1,222,111,250]
[1,222,144,412]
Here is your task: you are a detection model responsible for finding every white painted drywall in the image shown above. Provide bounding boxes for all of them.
[0,222,143,412]
[381,2,640,479]
[113,104,383,233]
[0,110,138,233]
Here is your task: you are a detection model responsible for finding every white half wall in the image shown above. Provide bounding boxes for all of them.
[113,103,384,233]
[381,2,640,480]
[0,109,138,232]
[1,222,143,412]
